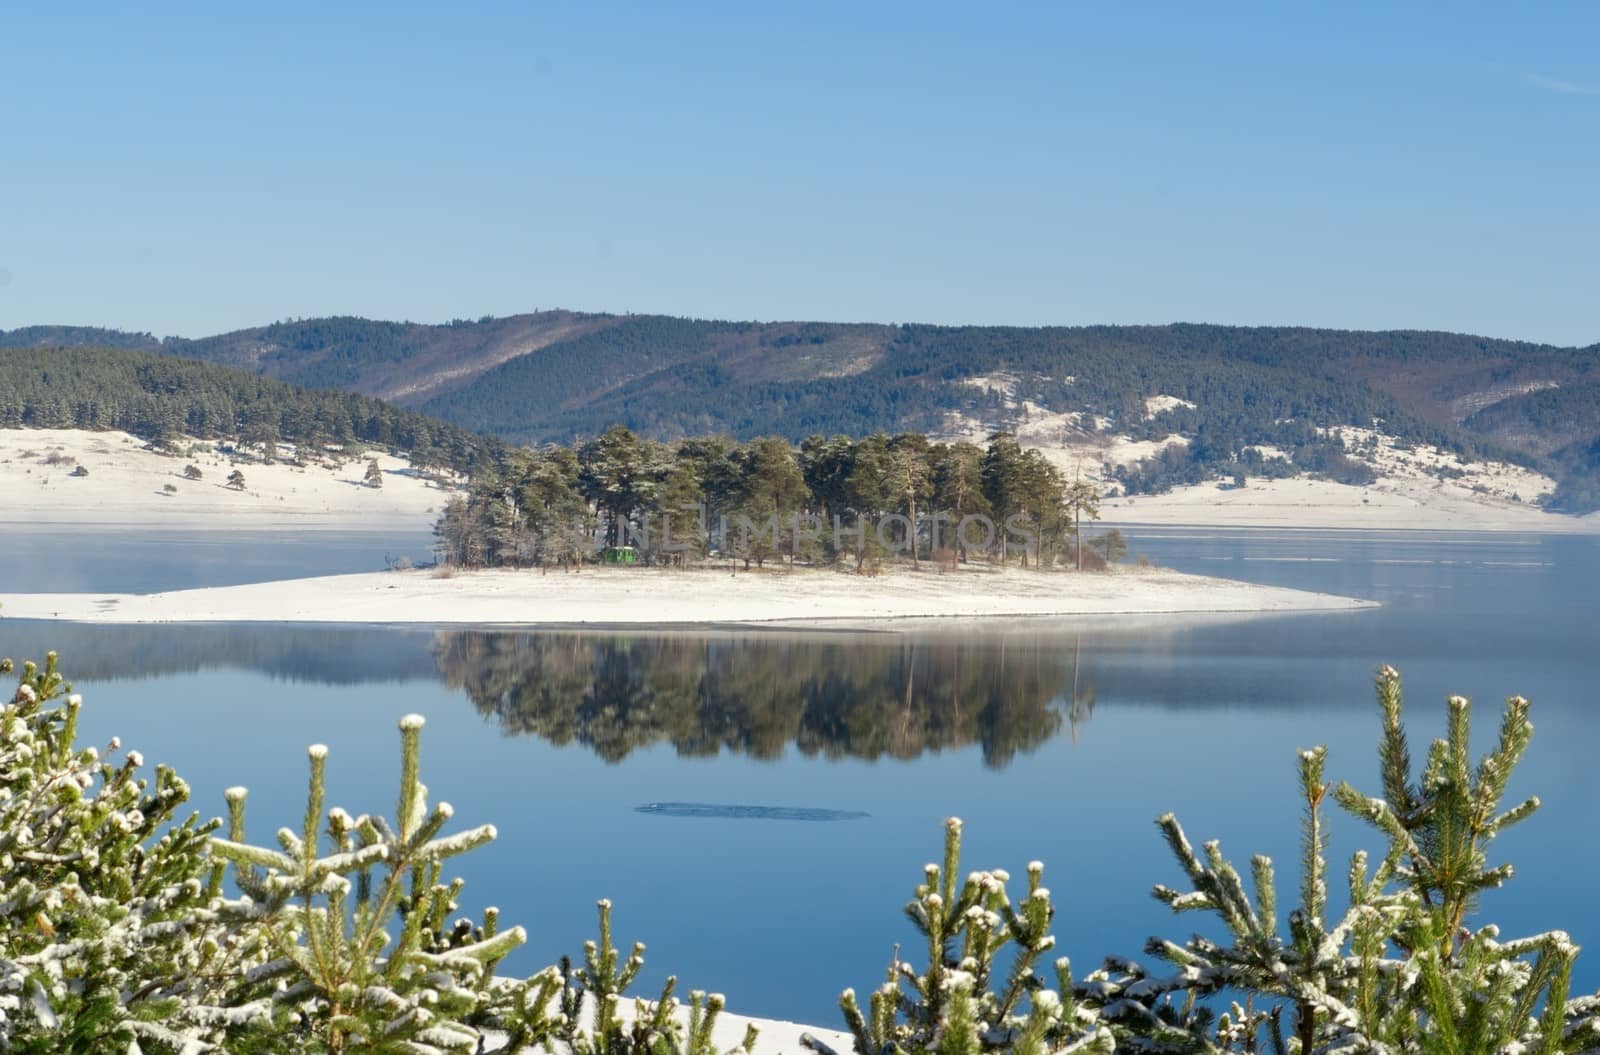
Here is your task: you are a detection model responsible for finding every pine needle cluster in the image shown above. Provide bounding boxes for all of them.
[0,652,726,1054]
[805,816,1115,1055]
[1086,666,1600,1054]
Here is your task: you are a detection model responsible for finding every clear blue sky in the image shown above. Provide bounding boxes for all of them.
[2,3,1595,344]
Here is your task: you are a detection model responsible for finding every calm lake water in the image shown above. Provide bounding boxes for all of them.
[1,524,1596,1025]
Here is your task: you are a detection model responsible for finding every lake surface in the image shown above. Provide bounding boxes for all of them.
[1,525,1596,1025]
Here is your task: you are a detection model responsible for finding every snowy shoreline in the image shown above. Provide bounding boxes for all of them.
[1098,476,1599,533]
[0,564,1376,627]
[3,426,1595,535]
[0,427,448,533]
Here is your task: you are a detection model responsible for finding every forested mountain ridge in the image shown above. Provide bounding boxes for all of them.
[157,311,617,404]
[0,313,621,403]
[0,325,163,351]
[0,345,498,474]
[5,314,1598,510]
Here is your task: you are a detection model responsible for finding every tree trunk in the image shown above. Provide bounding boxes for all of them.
[1074,460,1086,572]
[1075,500,1082,571]
[908,493,919,568]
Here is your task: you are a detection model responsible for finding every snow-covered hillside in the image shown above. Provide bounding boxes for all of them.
[934,373,1593,532]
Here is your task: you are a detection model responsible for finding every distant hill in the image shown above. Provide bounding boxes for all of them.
[0,325,162,351]
[159,312,615,405]
[0,345,498,474]
[6,314,1598,510]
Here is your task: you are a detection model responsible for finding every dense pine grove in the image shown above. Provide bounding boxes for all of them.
[0,345,499,474]
[433,424,1110,572]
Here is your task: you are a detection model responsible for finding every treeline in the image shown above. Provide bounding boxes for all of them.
[0,325,162,350]
[434,425,1111,571]
[0,346,498,474]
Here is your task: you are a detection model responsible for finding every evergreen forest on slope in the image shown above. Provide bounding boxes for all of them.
[5,313,1599,510]
[0,345,498,475]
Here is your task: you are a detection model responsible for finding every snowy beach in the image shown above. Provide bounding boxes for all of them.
[0,428,448,531]
[0,563,1375,626]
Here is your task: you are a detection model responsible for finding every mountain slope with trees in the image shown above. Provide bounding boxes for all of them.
[0,345,499,474]
[0,325,163,351]
[6,315,1598,510]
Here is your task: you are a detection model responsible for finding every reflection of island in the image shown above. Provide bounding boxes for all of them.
[433,631,1096,767]
[8,615,1396,770]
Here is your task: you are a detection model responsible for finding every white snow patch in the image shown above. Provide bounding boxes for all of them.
[959,372,1021,405]
[0,427,459,531]
[1451,380,1560,421]
[1102,423,1580,532]
[1323,426,1556,506]
[1144,394,1197,418]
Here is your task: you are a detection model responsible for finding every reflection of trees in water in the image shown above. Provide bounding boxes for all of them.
[434,632,1095,767]
[0,622,436,684]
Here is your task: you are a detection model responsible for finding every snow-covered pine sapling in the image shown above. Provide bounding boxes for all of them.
[1333,666,1535,957]
[559,897,655,1055]
[2,655,743,1055]
[558,899,757,1055]
[1105,743,1410,1054]
[0,653,219,1052]
[1331,667,1600,1055]
[808,817,1111,1055]
[207,713,536,1054]
[1115,666,1600,1055]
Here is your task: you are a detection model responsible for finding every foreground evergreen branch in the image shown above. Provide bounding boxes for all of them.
[0,652,220,1053]
[809,816,1115,1055]
[820,670,1600,1055]
[204,713,548,1053]
[0,653,711,1054]
[7,652,1600,1054]
[551,899,758,1055]
[1098,667,1600,1055]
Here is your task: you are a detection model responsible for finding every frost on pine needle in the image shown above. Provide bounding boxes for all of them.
[1106,666,1598,1055]
[820,816,1113,1055]
[812,668,1600,1055]
[2,651,749,1055]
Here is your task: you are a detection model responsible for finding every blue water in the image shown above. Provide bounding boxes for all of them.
[0,526,1596,1026]
[1,525,437,592]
